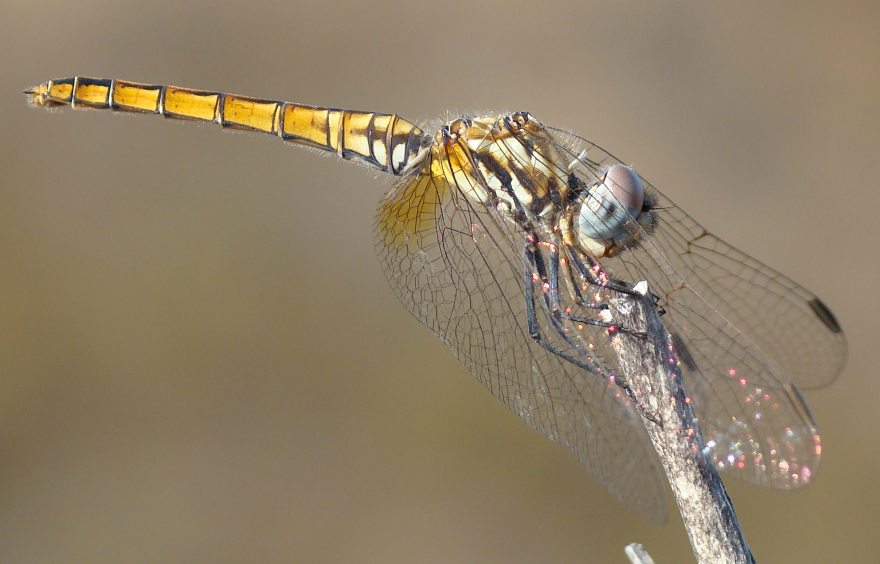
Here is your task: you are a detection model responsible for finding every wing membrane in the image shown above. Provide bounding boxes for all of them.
[374,118,847,519]
[376,170,669,520]
[549,127,847,390]
[544,128,845,487]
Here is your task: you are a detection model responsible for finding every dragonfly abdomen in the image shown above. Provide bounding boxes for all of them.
[25,76,428,175]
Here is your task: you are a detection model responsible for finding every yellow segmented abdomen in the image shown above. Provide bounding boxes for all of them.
[25,76,428,175]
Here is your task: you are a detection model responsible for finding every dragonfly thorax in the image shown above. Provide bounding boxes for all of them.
[431,112,573,220]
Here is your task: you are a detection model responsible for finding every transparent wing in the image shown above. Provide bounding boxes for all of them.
[375,169,669,520]
[542,126,847,488]
[558,132,846,390]
[375,116,846,519]
[651,201,847,389]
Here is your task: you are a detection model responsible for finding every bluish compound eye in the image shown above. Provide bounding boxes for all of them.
[577,164,645,241]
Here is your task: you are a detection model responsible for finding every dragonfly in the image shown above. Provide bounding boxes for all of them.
[25,77,847,521]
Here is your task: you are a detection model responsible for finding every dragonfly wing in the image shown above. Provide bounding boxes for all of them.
[649,198,847,390]
[548,130,847,390]
[648,281,825,488]
[375,169,669,520]
[646,196,843,487]
[546,131,845,488]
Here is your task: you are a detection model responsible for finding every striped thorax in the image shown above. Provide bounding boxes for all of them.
[431,112,572,220]
[430,111,654,259]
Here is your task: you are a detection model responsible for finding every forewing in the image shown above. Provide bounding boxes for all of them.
[375,167,669,520]
[546,128,845,488]
[649,200,846,390]
[550,128,846,389]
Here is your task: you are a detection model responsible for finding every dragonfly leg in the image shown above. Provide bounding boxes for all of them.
[526,241,581,344]
[565,247,638,296]
[522,243,649,413]
[523,245,600,374]
[527,239,647,339]
[562,313,647,338]
[564,247,665,318]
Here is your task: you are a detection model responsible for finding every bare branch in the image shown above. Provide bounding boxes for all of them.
[610,282,755,564]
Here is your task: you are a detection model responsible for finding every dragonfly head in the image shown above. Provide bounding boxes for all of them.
[573,164,655,257]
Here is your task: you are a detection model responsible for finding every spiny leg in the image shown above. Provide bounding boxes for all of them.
[564,246,666,317]
[522,246,655,419]
[523,244,601,372]
[565,246,638,296]
[528,237,648,338]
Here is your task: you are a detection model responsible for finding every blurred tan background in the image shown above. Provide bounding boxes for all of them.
[2,1,878,562]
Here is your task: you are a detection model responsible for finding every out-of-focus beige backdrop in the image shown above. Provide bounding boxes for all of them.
[2,1,878,562]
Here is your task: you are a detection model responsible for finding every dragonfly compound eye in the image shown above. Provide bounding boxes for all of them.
[577,164,645,241]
